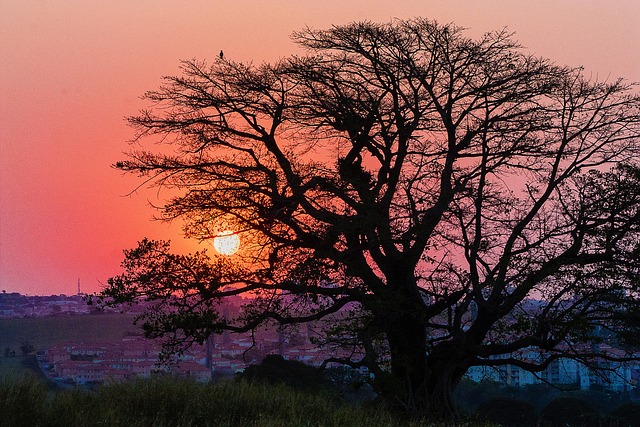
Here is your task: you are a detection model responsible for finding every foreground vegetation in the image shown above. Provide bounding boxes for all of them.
[3,374,640,427]
[1,375,432,427]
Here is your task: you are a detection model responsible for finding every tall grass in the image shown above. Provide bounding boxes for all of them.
[0,374,48,425]
[0,375,432,426]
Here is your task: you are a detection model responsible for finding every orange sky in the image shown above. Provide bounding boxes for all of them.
[1,1,638,295]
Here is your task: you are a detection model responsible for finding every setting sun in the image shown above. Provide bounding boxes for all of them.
[212,230,240,255]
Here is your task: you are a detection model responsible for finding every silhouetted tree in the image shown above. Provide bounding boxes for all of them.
[96,18,640,421]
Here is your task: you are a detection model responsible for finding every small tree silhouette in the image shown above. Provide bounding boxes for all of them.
[19,342,35,356]
[477,397,537,427]
[541,396,598,426]
[241,355,326,391]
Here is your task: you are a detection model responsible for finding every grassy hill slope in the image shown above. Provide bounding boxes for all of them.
[0,313,140,351]
[0,313,140,377]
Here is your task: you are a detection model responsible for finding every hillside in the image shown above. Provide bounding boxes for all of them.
[0,313,141,351]
[0,313,141,376]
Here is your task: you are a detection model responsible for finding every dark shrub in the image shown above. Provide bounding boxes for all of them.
[454,378,505,414]
[241,354,326,390]
[477,396,537,426]
[520,382,561,412]
[541,396,598,426]
[610,402,640,427]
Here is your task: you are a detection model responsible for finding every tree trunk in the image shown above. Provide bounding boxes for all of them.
[424,354,466,422]
[386,319,428,415]
[385,321,465,422]
[377,272,466,421]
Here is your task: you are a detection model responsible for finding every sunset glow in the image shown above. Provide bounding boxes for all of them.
[0,1,638,295]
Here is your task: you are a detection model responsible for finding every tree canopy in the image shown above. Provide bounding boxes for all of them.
[98,18,640,420]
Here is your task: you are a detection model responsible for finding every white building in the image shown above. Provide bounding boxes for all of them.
[465,347,640,391]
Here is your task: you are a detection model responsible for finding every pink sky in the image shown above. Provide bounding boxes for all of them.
[1,1,638,296]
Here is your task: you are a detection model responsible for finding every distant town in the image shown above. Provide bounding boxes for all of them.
[1,290,639,393]
[0,291,90,317]
[0,290,346,386]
